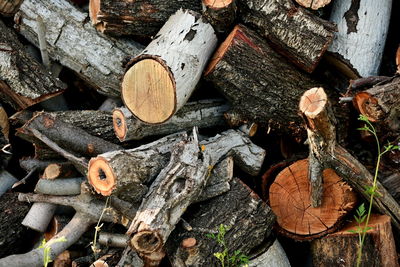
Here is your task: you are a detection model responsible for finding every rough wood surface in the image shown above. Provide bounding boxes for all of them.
[0,20,66,110]
[166,178,276,267]
[238,0,335,72]
[16,0,144,97]
[201,0,236,34]
[89,0,201,37]
[205,24,321,137]
[328,0,392,77]
[311,215,399,267]
[113,99,229,141]
[0,192,30,258]
[353,76,400,132]
[122,9,217,123]
[0,0,23,16]
[269,159,357,239]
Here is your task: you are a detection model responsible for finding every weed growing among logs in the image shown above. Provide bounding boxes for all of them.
[207,224,249,267]
[38,236,67,267]
[349,115,399,267]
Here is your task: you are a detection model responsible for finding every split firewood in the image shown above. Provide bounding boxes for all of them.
[122,9,217,124]
[327,0,392,77]
[0,20,66,110]
[269,159,357,239]
[248,240,291,267]
[237,0,336,73]
[16,0,144,97]
[311,215,398,267]
[0,170,17,197]
[0,192,30,258]
[294,0,331,10]
[43,162,80,180]
[299,87,400,231]
[112,99,229,142]
[35,177,84,195]
[201,0,237,34]
[166,178,276,266]
[353,76,400,133]
[89,0,201,37]
[204,24,321,137]
[0,0,23,16]
[18,112,121,158]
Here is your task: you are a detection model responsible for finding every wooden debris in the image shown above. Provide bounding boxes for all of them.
[238,0,336,72]
[16,0,144,97]
[0,0,23,16]
[327,0,392,77]
[89,0,201,37]
[122,9,217,124]
[201,0,237,34]
[0,20,66,110]
[270,159,357,239]
[21,202,57,232]
[113,99,229,142]
[311,215,399,267]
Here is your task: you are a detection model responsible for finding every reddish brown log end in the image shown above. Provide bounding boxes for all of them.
[396,45,400,73]
[88,157,116,196]
[299,87,327,118]
[112,108,127,142]
[130,230,163,254]
[353,92,379,122]
[89,0,100,24]
[269,159,357,239]
[181,237,197,249]
[295,0,331,10]
[203,0,233,8]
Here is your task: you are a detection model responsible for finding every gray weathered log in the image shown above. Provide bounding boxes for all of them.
[249,239,291,267]
[0,170,18,197]
[16,0,144,97]
[35,177,84,196]
[0,20,66,110]
[238,0,336,73]
[99,232,129,248]
[21,202,56,232]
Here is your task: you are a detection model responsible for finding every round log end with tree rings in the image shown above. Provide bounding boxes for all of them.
[299,87,327,119]
[130,230,163,254]
[122,58,175,124]
[269,159,357,240]
[295,0,331,10]
[88,157,115,196]
[112,108,129,142]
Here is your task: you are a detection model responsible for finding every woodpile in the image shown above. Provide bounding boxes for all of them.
[0,0,399,266]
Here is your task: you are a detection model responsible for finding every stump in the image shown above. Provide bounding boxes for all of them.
[269,159,357,239]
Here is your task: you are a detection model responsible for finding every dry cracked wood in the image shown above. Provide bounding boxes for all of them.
[238,0,336,72]
[0,20,66,110]
[122,9,217,124]
[16,0,144,97]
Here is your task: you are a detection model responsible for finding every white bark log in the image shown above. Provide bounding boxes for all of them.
[249,240,291,267]
[328,0,392,77]
[16,0,144,97]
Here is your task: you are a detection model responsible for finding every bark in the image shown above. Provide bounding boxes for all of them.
[269,159,357,240]
[248,240,291,267]
[328,0,392,77]
[0,192,30,258]
[98,97,122,112]
[201,0,237,34]
[0,20,66,110]
[238,0,336,73]
[99,232,129,248]
[0,0,23,16]
[113,99,229,142]
[0,170,18,197]
[294,0,331,10]
[353,76,400,132]
[299,87,400,231]
[122,9,217,124]
[89,0,201,37]
[380,172,400,204]
[204,24,321,137]
[16,0,144,97]
[35,177,84,195]
[311,215,399,267]
[166,178,276,267]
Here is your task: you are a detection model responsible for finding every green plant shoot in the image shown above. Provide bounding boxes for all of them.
[38,236,67,267]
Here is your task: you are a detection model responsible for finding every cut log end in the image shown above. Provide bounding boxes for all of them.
[269,159,357,239]
[396,45,400,73]
[122,58,176,124]
[181,237,197,249]
[295,0,331,10]
[203,0,233,8]
[299,87,327,118]
[130,230,163,254]
[89,0,100,24]
[43,163,61,180]
[112,109,127,141]
[88,157,116,196]
[205,25,239,75]
[353,92,379,122]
